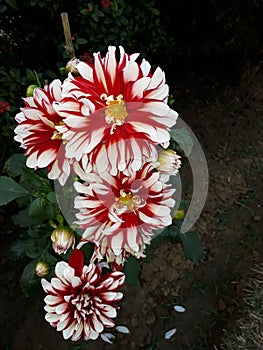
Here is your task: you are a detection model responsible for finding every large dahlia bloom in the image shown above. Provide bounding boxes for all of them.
[41,249,125,341]
[74,163,175,265]
[56,46,178,175]
[14,80,77,185]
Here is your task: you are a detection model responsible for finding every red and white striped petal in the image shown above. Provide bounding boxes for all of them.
[59,46,178,174]
[41,250,125,342]
[14,80,75,184]
[74,162,175,265]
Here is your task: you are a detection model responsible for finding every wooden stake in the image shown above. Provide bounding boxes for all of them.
[61,12,75,59]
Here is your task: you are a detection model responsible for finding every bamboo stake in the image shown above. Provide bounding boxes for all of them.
[61,12,75,59]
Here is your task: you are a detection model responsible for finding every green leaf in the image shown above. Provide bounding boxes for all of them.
[21,167,50,192]
[5,153,26,177]
[43,251,57,264]
[77,38,88,45]
[123,256,141,285]
[81,243,94,264]
[0,176,29,206]
[170,128,194,157]
[29,197,55,220]
[26,243,43,259]
[47,191,58,204]
[179,231,205,262]
[0,5,7,13]
[149,7,160,16]
[12,208,42,227]
[9,240,28,259]
[20,259,40,297]
[4,0,18,10]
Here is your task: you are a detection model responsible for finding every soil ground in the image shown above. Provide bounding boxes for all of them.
[0,62,262,350]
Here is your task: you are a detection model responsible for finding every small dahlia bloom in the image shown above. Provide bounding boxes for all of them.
[41,249,125,341]
[56,46,178,175]
[156,149,181,176]
[14,79,76,185]
[51,227,75,254]
[74,163,175,263]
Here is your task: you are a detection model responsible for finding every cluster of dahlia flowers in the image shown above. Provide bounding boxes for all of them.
[14,46,181,342]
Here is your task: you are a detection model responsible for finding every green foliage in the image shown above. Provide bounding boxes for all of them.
[150,201,205,263]
[1,153,65,296]
[124,255,141,285]
[0,176,29,205]
[170,128,194,157]
[178,231,204,262]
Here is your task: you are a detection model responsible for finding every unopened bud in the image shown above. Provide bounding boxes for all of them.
[51,228,75,255]
[156,149,181,176]
[65,57,80,74]
[26,84,39,97]
[35,261,50,277]
[174,209,185,221]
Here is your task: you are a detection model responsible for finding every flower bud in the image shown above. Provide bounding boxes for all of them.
[174,209,185,221]
[51,228,75,255]
[156,149,181,176]
[65,57,80,74]
[35,261,50,277]
[26,84,39,97]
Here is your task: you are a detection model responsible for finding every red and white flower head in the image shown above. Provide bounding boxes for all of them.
[74,163,175,265]
[41,249,125,341]
[14,80,77,185]
[56,46,178,175]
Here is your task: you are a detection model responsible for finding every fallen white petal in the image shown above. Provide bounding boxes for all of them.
[164,328,177,340]
[173,305,186,313]
[115,325,130,334]
[100,332,116,344]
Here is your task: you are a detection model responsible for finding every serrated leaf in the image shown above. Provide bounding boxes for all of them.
[29,197,55,220]
[170,128,194,157]
[5,153,26,177]
[0,176,29,205]
[123,256,141,285]
[179,231,204,262]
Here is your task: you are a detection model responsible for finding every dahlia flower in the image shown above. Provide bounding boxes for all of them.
[55,46,178,175]
[41,249,125,341]
[14,79,76,185]
[74,162,175,264]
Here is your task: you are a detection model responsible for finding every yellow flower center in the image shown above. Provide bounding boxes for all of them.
[51,121,65,140]
[103,94,128,134]
[116,189,142,211]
